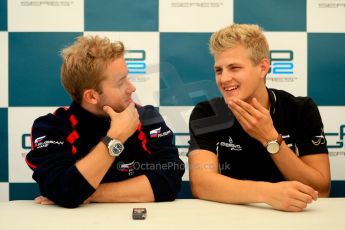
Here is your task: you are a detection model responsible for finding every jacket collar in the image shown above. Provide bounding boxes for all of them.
[268,88,277,115]
[68,101,110,133]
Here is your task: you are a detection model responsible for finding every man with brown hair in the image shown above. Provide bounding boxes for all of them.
[26,35,184,208]
[188,24,330,212]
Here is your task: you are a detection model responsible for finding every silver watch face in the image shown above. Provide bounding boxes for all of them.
[109,140,124,156]
[267,141,280,154]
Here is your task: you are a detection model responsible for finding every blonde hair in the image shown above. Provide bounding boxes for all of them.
[209,24,269,64]
[61,35,125,103]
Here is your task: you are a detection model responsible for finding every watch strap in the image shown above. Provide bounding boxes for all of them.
[276,134,283,145]
[102,135,112,147]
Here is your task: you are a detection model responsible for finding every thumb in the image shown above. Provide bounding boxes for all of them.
[103,105,118,117]
[252,97,267,113]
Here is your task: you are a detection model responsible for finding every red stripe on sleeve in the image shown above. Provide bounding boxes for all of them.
[30,127,34,150]
[25,157,37,169]
[137,122,151,154]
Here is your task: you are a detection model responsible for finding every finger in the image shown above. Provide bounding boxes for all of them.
[35,196,55,205]
[295,182,318,201]
[41,199,54,205]
[228,98,245,115]
[34,196,44,204]
[286,204,305,212]
[228,99,247,119]
[228,100,256,127]
[231,98,261,118]
[252,97,269,114]
[290,198,308,210]
[294,192,314,204]
[228,103,251,128]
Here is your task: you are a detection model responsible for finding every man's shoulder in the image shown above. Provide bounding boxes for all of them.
[190,97,234,135]
[136,104,165,126]
[191,97,227,119]
[32,106,70,131]
[270,88,316,109]
[196,97,226,107]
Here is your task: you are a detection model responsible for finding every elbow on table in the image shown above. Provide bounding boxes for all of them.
[153,189,178,202]
[189,175,210,200]
[149,175,181,202]
[314,178,331,198]
[156,181,181,202]
[58,200,81,209]
[42,189,87,209]
[318,185,331,198]
[50,193,85,208]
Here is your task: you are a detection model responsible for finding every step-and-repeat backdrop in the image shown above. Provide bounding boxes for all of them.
[1,0,345,200]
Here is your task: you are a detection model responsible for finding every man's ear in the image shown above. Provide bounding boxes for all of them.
[259,58,270,79]
[82,89,100,105]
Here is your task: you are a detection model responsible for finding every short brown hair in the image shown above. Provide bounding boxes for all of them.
[61,35,125,103]
[209,24,269,65]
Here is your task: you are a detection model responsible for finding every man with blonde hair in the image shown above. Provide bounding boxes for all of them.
[188,24,330,212]
[26,35,184,208]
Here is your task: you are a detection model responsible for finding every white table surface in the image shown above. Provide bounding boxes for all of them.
[0,198,344,230]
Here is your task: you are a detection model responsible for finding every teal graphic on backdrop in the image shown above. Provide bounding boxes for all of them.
[0,108,8,182]
[125,50,147,74]
[160,33,220,106]
[326,125,345,149]
[10,183,39,200]
[0,0,7,30]
[85,0,158,31]
[9,32,82,106]
[22,134,31,150]
[269,50,294,74]
[234,0,306,31]
[308,33,345,106]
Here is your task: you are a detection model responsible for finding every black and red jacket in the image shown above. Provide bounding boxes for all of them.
[26,102,184,208]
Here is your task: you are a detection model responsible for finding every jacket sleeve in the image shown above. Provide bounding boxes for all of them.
[296,97,329,156]
[138,106,185,201]
[25,114,95,208]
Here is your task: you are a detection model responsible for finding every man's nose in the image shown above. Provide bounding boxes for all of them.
[220,69,232,83]
[127,81,136,93]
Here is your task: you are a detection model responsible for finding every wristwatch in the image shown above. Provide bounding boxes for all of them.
[266,134,283,155]
[102,135,124,157]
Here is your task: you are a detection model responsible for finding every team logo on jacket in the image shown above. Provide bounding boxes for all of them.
[34,135,64,149]
[312,129,326,146]
[216,136,242,152]
[34,135,46,145]
[118,161,135,176]
[149,127,171,139]
[150,127,161,138]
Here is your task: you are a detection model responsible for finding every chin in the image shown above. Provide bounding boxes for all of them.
[222,94,237,103]
[114,107,126,113]
[124,99,133,107]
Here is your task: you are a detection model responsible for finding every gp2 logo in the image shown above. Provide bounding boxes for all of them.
[269,50,294,75]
